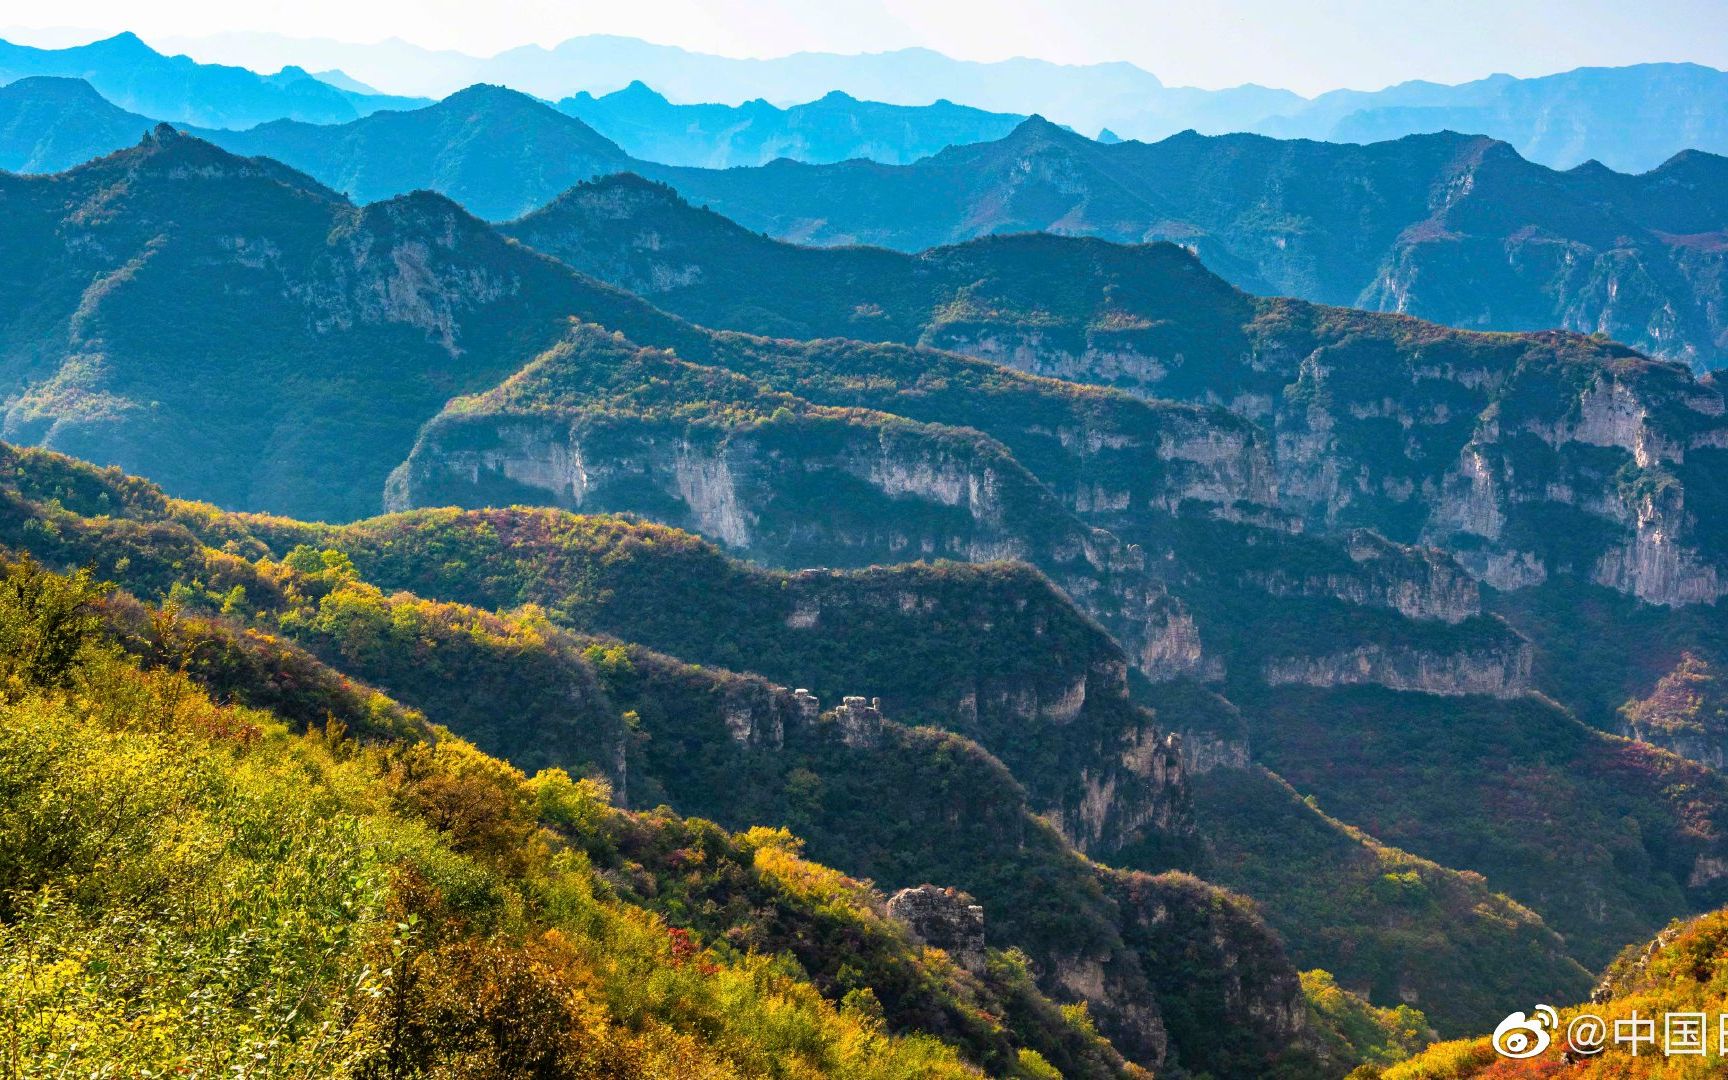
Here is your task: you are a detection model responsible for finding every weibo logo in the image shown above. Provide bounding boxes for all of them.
[1492,1004,1559,1059]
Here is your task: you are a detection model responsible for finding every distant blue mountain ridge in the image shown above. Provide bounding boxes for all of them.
[0,32,428,128]
[3,75,1725,371]
[139,29,1728,172]
[7,31,1728,170]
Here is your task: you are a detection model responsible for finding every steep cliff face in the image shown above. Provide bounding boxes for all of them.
[1260,636,1535,698]
[1356,143,1728,372]
[1424,363,1728,607]
[1246,529,1482,623]
[387,326,1235,700]
[1108,870,1318,1077]
[501,178,1728,612]
[966,300,1728,611]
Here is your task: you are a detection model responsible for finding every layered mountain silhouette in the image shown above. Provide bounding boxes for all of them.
[642,119,1728,369]
[211,83,635,220]
[558,82,1027,167]
[0,76,157,173]
[1261,61,1728,172]
[141,30,1728,169]
[0,32,426,128]
[4,78,1722,366]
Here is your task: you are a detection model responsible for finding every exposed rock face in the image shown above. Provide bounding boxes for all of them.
[1247,530,1482,624]
[1592,487,1726,606]
[1070,730,1188,852]
[833,695,885,750]
[1261,636,1535,698]
[1045,954,1170,1067]
[1688,856,1728,888]
[972,309,1728,611]
[886,884,987,972]
[720,685,787,749]
[1177,729,1251,774]
[387,328,1233,695]
[1135,599,1225,682]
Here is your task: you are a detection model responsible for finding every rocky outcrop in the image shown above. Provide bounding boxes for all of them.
[1069,730,1188,852]
[1177,728,1251,774]
[886,884,987,972]
[1261,635,1534,698]
[1592,487,1727,606]
[1246,530,1481,623]
[720,685,788,749]
[832,695,885,750]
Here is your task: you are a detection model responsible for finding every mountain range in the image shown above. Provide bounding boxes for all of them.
[640,120,1728,371]
[6,25,1728,1078]
[147,29,1728,171]
[8,128,1728,1063]
[557,81,1027,167]
[0,31,426,127]
[8,76,1721,368]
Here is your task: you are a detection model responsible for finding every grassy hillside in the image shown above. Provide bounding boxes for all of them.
[1380,906,1728,1078]
[0,552,1026,1077]
[0,441,1607,1046]
[1234,682,1728,969]
[0,441,1405,1077]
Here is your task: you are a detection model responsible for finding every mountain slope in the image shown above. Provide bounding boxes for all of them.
[5,133,1727,1041]
[0,441,1383,1078]
[0,550,1126,1078]
[1383,904,1728,1077]
[212,83,635,220]
[246,501,1597,1035]
[0,75,158,173]
[0,125,696,521]
[635,123,1728,368]
[505,176,1728,616]
[384,320,1728,974]
[0,31,426,128]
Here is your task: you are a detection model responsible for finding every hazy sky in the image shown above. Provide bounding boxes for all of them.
[7,0,1728,94]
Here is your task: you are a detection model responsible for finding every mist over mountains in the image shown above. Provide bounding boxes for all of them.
[0,31,426,126]
[143,28,1728,171]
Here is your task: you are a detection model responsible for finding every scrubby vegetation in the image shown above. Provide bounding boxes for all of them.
[1237,683,1728,969]
[1192,766,1589,1036]
[0,553,1009,1077]
[4,439,1681,1070]
[7,442,1438,1077]
[1379,906,1728,1078]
